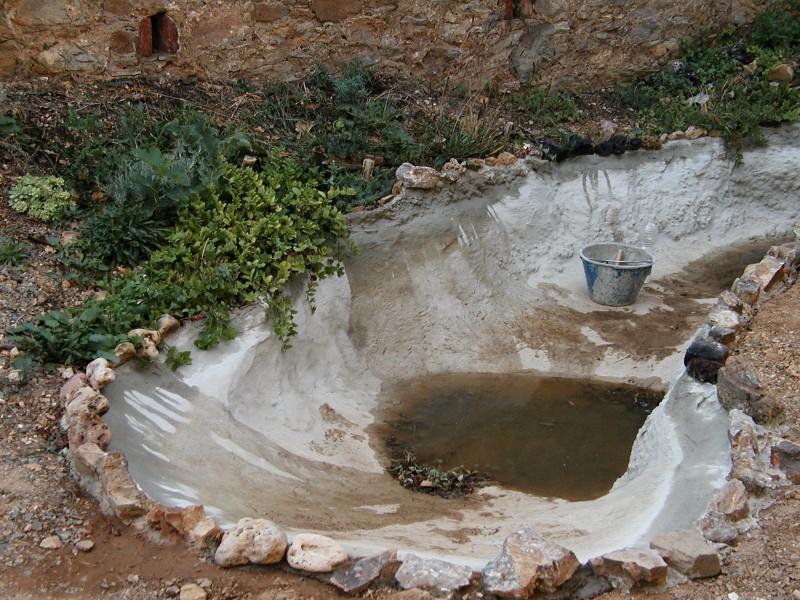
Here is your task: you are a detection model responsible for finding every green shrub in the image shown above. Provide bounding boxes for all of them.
[749,0,800,53]
[8,174,74,222]
[9,152,355,364]
[617,19,800,154]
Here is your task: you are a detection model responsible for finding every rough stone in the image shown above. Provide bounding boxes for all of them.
[483,528,580,597]
[128,328,161,345]
[684,337,729,384]
[718,289,744,313]
[650,529,721,579]
[286,533,348,573]
[398,164,445,190]
[9,0,70,28]
[65,386,110,417]
[75,539,95,552]
[684,337,729,366]
[590,548,667,589]
[766,63,795,82]
[708,325,737,346]
[60,372,89,406]
[39,535,63,549]
[696,510,740,544]
[728,409,772,492]
[103,0,132,16]
[711,478,750,520]
[771,439,800,483]
[684,125,707,139]
[67,411,112,450]
[72,442,107,478]
[742,255,786,292]
[495,151,518,166]
[311,0,362,22]
[717,360,783,423]
[214,518,287,567]
[767,243,800,270]
[36,44,99,73]
[99,451,152,524]
[394,554,474,596]
[706,306,740,330]
[179,583,207,600]
[137,337,159,361]
[190,518,223,550]
[732,277,761,306]
[147,503,207,541]
[114,341,137,364]
[330,549,399,595]
[109,31,135,54]
[157,314,181,336]
[86,357,116,389]
[253,3,290,22]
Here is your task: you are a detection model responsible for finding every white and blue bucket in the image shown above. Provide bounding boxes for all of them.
[580,243,654,306]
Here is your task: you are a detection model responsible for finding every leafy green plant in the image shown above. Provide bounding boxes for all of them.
[9,152,355,364]
[165,345,192,371]
[8,303,128,365]
[8,174,74,222]
[0,235,28,266]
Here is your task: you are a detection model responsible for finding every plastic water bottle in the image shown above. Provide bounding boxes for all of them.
[640,221,658,253]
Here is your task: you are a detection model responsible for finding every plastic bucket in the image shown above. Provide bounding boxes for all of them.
[580,243,654,306]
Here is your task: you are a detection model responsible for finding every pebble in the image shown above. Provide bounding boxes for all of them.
[75,539,95,552]
[197,577,213,588]
[39,535,63,549]
[179,583,208,600]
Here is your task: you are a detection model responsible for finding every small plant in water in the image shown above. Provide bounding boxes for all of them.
[387,439,488,498]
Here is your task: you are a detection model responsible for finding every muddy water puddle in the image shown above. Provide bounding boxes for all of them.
[372,373,662,502]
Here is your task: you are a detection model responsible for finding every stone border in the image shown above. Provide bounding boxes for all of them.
[58,155,800,597]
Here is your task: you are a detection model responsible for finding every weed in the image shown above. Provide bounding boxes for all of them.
[517,84,582,132]
[0,235,28,266]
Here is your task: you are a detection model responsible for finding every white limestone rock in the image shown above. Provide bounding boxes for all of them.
[86,357,115,389]
[214,518,287,567]
[286,533,348,573]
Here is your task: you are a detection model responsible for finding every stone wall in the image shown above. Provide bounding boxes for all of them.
[0,0,771,90]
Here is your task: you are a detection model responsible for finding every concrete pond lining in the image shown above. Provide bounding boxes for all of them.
[76,125,800,576]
